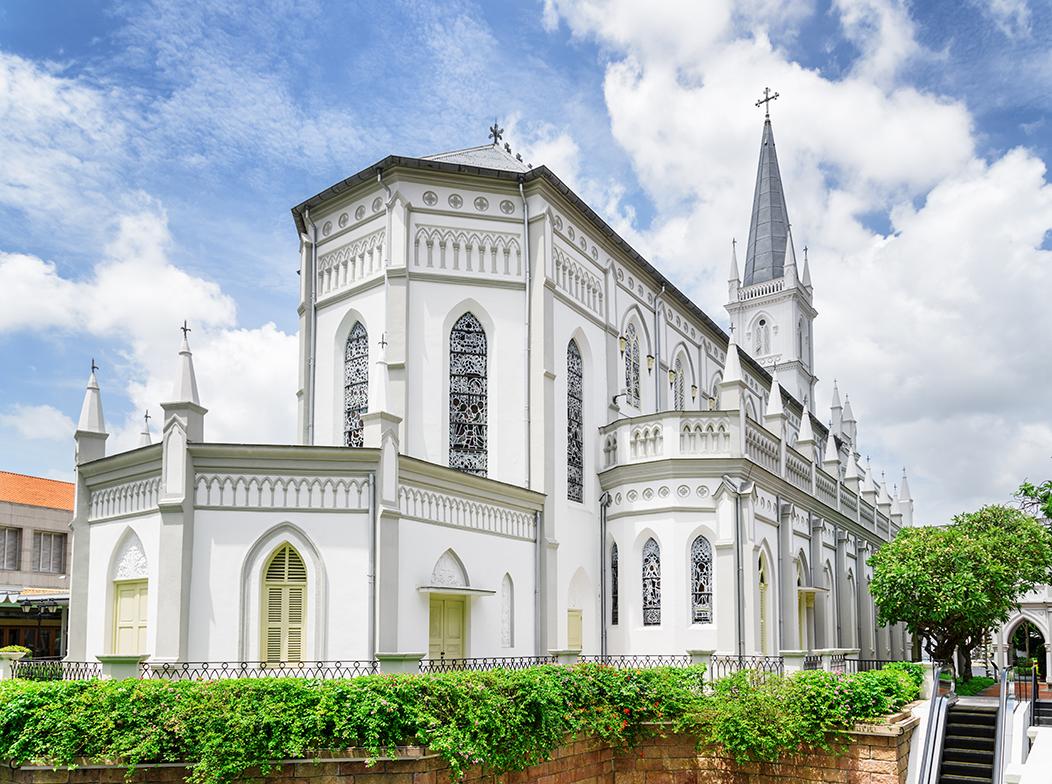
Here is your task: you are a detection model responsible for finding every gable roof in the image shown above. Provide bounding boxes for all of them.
[423,143,530,173]
[0,471,74,511]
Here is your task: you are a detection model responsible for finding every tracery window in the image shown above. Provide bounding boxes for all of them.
[797,320,804,359]
[611,543,619,626]
[710,377,721,411]
[625,323,640,409]
[642,537,661,626]
[449,312,487,476]
[672,357,685,411]
[344,322,369,447]
[690,535,713,624]
[567,340,584,502]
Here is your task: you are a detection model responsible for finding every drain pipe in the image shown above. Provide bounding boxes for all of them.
[519,178,532,488]
[368,472,376,660]
[653,285,665,412]
[534,510,542,655]
[723,475,748,659]
[856,538,864,653]
[599,492,612,658]
[304,207,319,446]
[776,494,783,653]
[376,168,391,200]
[834,524,842,648]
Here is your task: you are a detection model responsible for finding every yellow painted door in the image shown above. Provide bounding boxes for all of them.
[567,609,583,651]
[428,596,465,660]
[114,580,148,654]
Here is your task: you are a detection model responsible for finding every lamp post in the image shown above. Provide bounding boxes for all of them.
[19,599,58,658]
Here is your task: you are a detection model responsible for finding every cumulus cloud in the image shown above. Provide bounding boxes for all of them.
[0,405,76,442]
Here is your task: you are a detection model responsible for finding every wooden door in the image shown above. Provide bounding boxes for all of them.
[428,596,465,660]
[113,580,148,654]
[567,609,583,651]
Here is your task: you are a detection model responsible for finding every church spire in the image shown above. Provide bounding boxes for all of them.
[742,112,791,287]
[729,238,740,283]
[139,411,152,447]
[75,360,108,464]
[171,322,201,405]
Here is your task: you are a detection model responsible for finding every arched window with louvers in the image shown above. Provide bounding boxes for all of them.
[567,339,584,502]
[344,321,369,447]
[642,537,661,626]
[690,535,713,624]
[261,544,307,663]
[449,313,488,476]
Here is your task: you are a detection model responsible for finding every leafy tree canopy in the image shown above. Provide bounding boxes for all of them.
[869,504,1052,668]
[1017,478,1052,521]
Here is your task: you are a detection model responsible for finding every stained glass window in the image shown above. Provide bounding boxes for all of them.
[449,312,487,476]
[611,543,619,626]
[691,535,713,624]
[673,357,685,410]
[344,322,369,447]
[567,340,584,502]
[625,323,640,408]
[642,537,661,625]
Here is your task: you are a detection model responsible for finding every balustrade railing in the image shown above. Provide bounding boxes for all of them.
[803,654,822,671]
[143,660,379,680]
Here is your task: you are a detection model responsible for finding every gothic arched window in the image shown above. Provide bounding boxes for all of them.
[262,543,307,662]
[449,312,487,476]
[344,322,369,447]
[611,543,619,625]
[642,537,661,626]
[797,319,804,359]
[710,375,721,411]
[672,356,686,411]
[756,318,770,355]
[758,555,769,655]
[625,323,641,408]
[567,339,584,502]
[691,535,713,624]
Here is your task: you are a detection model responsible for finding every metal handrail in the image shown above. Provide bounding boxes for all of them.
[918,663,955,784]
[992,663,1014,784]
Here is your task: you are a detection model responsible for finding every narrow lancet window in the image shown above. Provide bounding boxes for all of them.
[567,339,584,502]
[625,323,640,408]
[449,312,487,476]
[691,535,713,623]
[673,357,685,411]
[642,537,661,626]
[344,322,369,447]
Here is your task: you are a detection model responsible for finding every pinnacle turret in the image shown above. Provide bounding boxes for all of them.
[171,334,201,405]
[77,368,106,435]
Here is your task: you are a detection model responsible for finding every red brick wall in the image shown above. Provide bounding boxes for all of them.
[1,717,918,784]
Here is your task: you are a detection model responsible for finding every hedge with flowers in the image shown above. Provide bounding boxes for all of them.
[0,662,922,784]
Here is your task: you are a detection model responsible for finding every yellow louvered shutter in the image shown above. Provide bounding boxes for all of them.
[262,545,307,662]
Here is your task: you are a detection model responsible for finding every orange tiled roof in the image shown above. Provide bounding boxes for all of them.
[0,471,74,511]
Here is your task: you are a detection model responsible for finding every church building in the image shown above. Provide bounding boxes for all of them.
[66,111,913,667]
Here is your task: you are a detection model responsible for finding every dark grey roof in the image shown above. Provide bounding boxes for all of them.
[743,119,791,287]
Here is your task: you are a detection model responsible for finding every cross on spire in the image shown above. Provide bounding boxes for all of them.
[378,333,388,349]
[144,410,151,425]
[755,87,779,119]
[91,358,98,374]
[181,320,191,338]
[488,120,504,146]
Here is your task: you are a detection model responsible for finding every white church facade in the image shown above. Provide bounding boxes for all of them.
[66,116,914,667]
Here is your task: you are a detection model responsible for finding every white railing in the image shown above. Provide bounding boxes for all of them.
[600,412,733,466]
[815,469,838,508]
[738,278,784,301]
[194,474,370,510]
[745,419,780,472]
[785,448,812,492]
[398,486,535,540]
[89,477,162,521]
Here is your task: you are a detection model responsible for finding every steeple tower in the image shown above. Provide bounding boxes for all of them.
[74,361,108,464]
[726,95,818,412]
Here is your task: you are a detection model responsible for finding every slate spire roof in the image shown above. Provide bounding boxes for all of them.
[743,118,792,287]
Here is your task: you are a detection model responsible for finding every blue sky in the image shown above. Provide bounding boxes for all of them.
[1,0,1050,526]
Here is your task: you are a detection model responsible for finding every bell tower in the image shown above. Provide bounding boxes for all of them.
[726,90,817,412]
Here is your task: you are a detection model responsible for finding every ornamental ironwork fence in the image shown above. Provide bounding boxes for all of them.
[842,658,899,674]
[577,655,691,669]
[142,660,379,680]
[707,655,784,679]
[11,659,102,681]
[420,656,556,674]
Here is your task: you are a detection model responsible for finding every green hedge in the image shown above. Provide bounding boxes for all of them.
[0,663,921,784]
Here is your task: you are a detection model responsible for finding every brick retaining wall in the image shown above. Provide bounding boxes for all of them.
[1,714,919,784]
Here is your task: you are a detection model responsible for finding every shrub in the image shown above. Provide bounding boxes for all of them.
[0,646,31,655]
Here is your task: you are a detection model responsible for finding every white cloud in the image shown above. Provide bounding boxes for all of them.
[0,405,76,442]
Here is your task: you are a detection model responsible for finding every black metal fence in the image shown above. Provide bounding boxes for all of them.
[142,660,379,680]
[803,654,822,671]
[11,659,102,681]
[707,655,784,679]
[419,656,556,674]
[577,654,691,669]
[843,658,899,674]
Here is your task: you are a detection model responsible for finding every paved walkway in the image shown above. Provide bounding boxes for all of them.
[974,680,1052,699]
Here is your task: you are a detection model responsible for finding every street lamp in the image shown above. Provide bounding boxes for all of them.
[20,599,58,658]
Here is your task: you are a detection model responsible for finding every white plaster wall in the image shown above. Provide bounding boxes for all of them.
[84,513,162,661]
[396,520,536,658]
[189,509,371,661]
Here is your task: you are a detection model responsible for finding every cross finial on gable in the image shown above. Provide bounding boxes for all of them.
[755,87,779,119]
[489,120,504,145]
[181,320,191,338]
[378,333,388,349]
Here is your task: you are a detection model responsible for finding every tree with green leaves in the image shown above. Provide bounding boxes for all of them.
[1017,478,1052,521]
[869,504,1052,682]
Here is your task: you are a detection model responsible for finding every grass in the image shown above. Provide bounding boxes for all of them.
[955,677,996,697]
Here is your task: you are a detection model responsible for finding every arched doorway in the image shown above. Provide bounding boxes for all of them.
[1011,620,1047,680]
